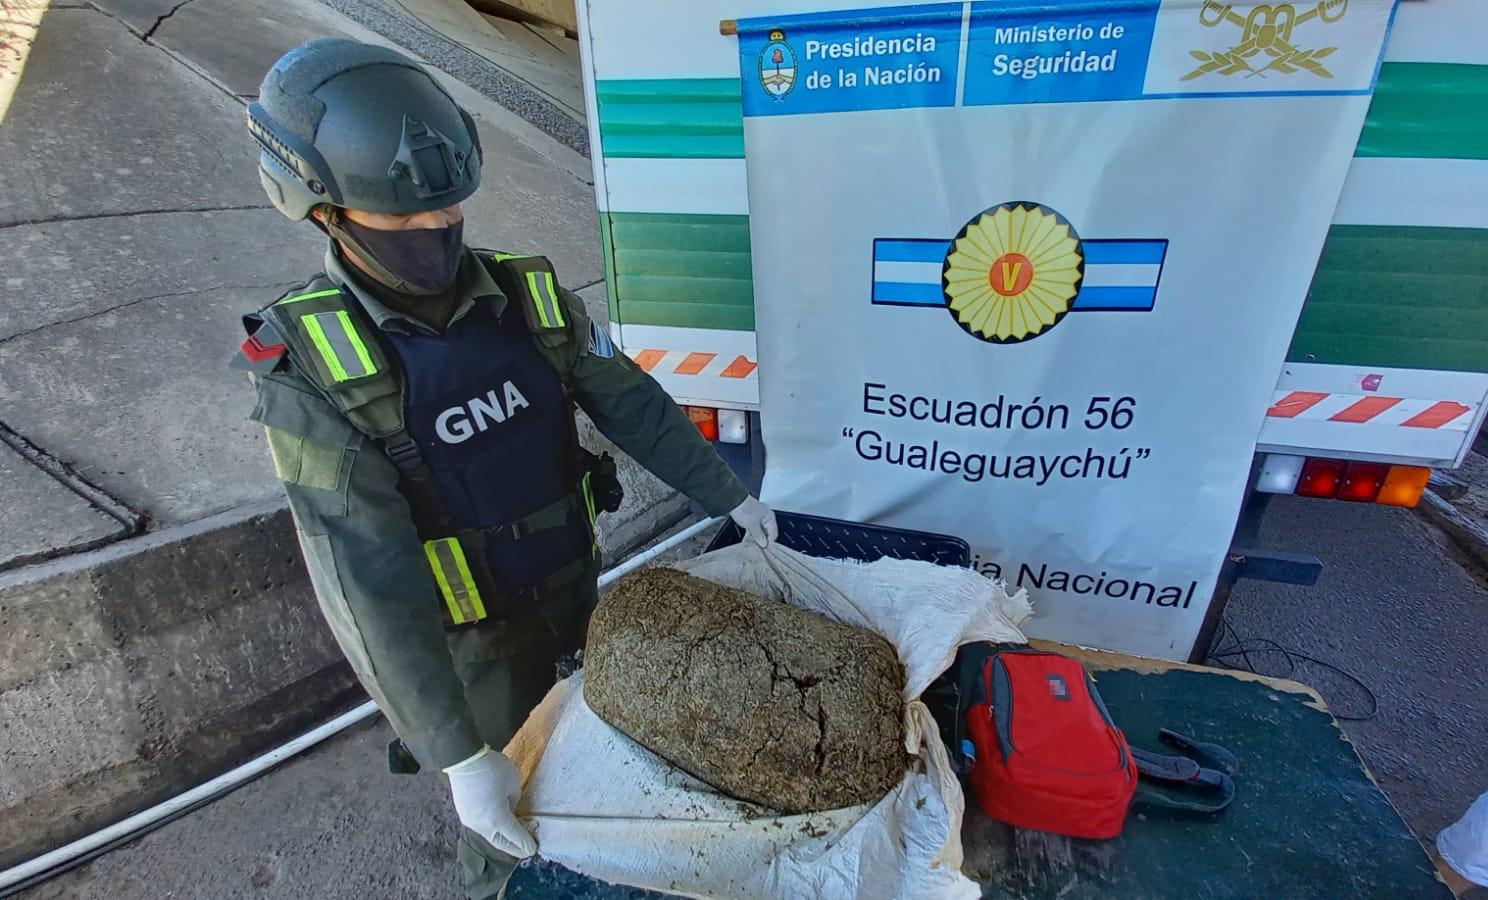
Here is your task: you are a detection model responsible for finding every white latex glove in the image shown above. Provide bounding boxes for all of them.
[443,746,537,859]
[729,496,778,547]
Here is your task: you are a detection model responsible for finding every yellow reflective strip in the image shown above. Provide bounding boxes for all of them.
[525,272,555,329]
[301,314,350,382]
[490,251,525,262]
[437,542,477,623]
[451,543,487,620]
[541,273,564,327]
[424,540,468,624]
[524,271,565,329]
[276,288,342,306]
[581,472,598,526]
[301,311,377,383]
[581,472,599,558]
[333,310,377,377]
[425,538,486,623]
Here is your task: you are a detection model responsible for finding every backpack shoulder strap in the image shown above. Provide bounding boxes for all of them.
[479,250,582,381]
[1131,753,1236,814]
[1129,729,1239,814]
[259,278,406,440]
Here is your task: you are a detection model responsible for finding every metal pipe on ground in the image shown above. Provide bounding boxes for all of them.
[0,516,722,896]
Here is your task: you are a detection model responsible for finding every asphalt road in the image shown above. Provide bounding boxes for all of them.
[1220,494,1488,855]
[20,494,1483,899]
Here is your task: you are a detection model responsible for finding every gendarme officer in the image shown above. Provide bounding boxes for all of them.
[233,38,777,899]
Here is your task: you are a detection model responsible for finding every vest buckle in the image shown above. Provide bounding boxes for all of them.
[385,437,424,471]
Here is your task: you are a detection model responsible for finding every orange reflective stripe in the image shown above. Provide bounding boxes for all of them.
[674,352,716,375]
[633,349,666,372]
[720,356,758,378]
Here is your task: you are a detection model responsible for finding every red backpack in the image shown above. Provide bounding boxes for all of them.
[963,648,1235,839]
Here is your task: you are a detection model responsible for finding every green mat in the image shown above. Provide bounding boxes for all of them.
[962,667,1449,899]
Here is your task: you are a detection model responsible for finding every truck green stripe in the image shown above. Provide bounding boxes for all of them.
[1287,225,1488,373]
[601,212,756,331]
[1357,63,1488,160]
[596,78,744,159]
[595,63,1483,163]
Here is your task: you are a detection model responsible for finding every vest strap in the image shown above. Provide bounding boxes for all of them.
[426,474,598,626]
[508,490,579,539]
[436,553,590,628]
[383,430,455,539]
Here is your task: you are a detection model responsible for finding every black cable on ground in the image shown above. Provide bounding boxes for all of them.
[1206,617,1380,722]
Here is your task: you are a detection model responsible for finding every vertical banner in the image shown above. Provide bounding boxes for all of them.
[736,0,1396,659]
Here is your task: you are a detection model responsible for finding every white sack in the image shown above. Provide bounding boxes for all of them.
[504,543,1031,899]
[1439,790,1488,887]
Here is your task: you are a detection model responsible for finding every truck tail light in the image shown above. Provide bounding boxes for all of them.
[682,405,718,441]
[1257,454,1305,494]
[1336,462,1388,502]
[1296,458,1346,498]
[1378,465,1431,507]
[1258,454,1432,508]
[716,408,749,445]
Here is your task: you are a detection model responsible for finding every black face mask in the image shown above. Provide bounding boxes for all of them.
[338,216,464,295]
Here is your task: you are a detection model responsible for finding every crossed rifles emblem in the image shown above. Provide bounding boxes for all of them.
[1184,0,1348,81]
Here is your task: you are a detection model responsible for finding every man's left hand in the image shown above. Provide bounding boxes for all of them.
[729,496,778,547]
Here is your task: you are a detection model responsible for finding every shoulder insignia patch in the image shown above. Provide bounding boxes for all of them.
[232,318,289,374]
[588,320,616,359]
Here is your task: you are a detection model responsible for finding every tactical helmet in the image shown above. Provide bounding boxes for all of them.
[248,38,482,221]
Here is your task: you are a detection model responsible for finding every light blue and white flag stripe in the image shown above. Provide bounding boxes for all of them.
[1077,240,1168,310]
[871,239,1168,310]
[871,240,949,306]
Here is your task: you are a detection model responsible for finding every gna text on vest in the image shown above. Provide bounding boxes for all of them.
[435,382,531,444]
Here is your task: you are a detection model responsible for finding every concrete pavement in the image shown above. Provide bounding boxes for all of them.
[0,0,688,870]
[0,440,127,569]
[0,0,604,536]
[15,517,717,900]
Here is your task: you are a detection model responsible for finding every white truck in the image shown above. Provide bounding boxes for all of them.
[574,0,1487,657]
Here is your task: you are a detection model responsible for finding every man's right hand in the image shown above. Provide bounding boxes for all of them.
[443,746,538,859]
[729,496,779,548]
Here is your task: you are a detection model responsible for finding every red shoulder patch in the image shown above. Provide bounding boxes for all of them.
[241,333,287,364]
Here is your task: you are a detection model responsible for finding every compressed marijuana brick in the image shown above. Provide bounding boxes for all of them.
[584,567,908,813]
